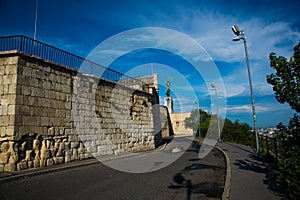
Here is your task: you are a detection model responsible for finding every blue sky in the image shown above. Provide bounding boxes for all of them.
[1,0,299,128]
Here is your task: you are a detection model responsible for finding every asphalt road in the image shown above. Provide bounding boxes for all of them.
[0,137,226,200]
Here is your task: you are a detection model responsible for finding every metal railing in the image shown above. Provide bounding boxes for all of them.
[0,35,149,91]
[259,134,280,162]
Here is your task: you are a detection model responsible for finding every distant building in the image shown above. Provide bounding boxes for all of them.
[170,112,193,135]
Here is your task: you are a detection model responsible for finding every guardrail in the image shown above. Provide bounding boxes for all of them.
[259,134,280,162]
[0,35,149,91]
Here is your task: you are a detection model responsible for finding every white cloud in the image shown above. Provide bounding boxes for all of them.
[226,102,292,114]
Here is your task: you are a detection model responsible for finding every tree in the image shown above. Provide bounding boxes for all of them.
[275,114,300,199]
[221,119,252,145]
[266,41,300,112]
[184,109,200,133]
[276,122,286,131]
[184,109,211,137]
[266,41,300,199]
[184,109,252,142]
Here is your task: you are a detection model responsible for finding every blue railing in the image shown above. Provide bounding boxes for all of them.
[0,35,148,89]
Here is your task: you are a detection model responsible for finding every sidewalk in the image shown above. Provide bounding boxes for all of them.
[216,142,283,200]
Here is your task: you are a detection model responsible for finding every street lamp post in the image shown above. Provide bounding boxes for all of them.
[232,25,259,154]
[34,0,38,41]
[211,83,221,142]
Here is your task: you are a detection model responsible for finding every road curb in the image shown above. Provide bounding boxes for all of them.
[214,145,232,200]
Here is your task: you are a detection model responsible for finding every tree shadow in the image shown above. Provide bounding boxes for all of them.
[169,173,222,200]
[168,143,225,199]
[233,153,284,197]
[185,163,224,171]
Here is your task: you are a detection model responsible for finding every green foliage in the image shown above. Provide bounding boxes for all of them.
[276,122,287,131]
[266,41,300,112]
[165,80,171,97]
[184,109,209,137]
[184,109,252,143]
[221,119,254,145]
[166,87,170,97]
[266,42,300,199]
[274,114,300,199]
[183,109,199,133]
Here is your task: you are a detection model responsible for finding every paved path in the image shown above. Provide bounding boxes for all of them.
[216,142,282,200]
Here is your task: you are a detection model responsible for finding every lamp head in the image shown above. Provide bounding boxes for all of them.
[232,25,241,36]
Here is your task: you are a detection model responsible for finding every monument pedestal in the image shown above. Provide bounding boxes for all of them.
[164,97,173,114]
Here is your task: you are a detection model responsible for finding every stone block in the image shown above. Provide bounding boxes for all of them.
[5,126,15,136]
[71,155,79,161]
[0,164,4,172]
[0,127,5,137]
[3,84,9,95]
[4,163,16,172]
[22,116,37,126]
[17,160,28,171]
[22,85,31,96]
[72,148,78,156]
[65,156,71,163]
[8,84,16,94]
[28,160,34,169]
[65,149,72,156]
[34,107,43,116]
[47,127,55,136]
[2,75,12,84]
[86,146,97,153]
[40,158,46,167]
[41,117,50,126]
[18,126,30,135]
[22,66,32,77]
[46,158,54,166]
[40,150,50,160]
[0,116,9,126]
[53,157,64,165]
[0,152,9,164]
[18,105,29,115]
[106,150,113,155]
[8,105,15,115]
[79,155,85,160]
[33,159,40,168]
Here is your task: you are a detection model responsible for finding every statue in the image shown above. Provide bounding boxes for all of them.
[165,80,171,97]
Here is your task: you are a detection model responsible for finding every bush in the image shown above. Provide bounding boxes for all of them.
[275,135,300,199]
[274,114,300,199]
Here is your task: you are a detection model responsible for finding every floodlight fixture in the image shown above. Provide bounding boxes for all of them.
[210,83,215,89]
[232,25,241,36]
[232,37,241,42]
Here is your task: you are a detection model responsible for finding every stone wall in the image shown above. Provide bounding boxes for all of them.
[0,52,162,172]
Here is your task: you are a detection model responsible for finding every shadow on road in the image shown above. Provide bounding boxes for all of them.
[233,153,283,198]
[168,141,225,200]
[169,173,221,200]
